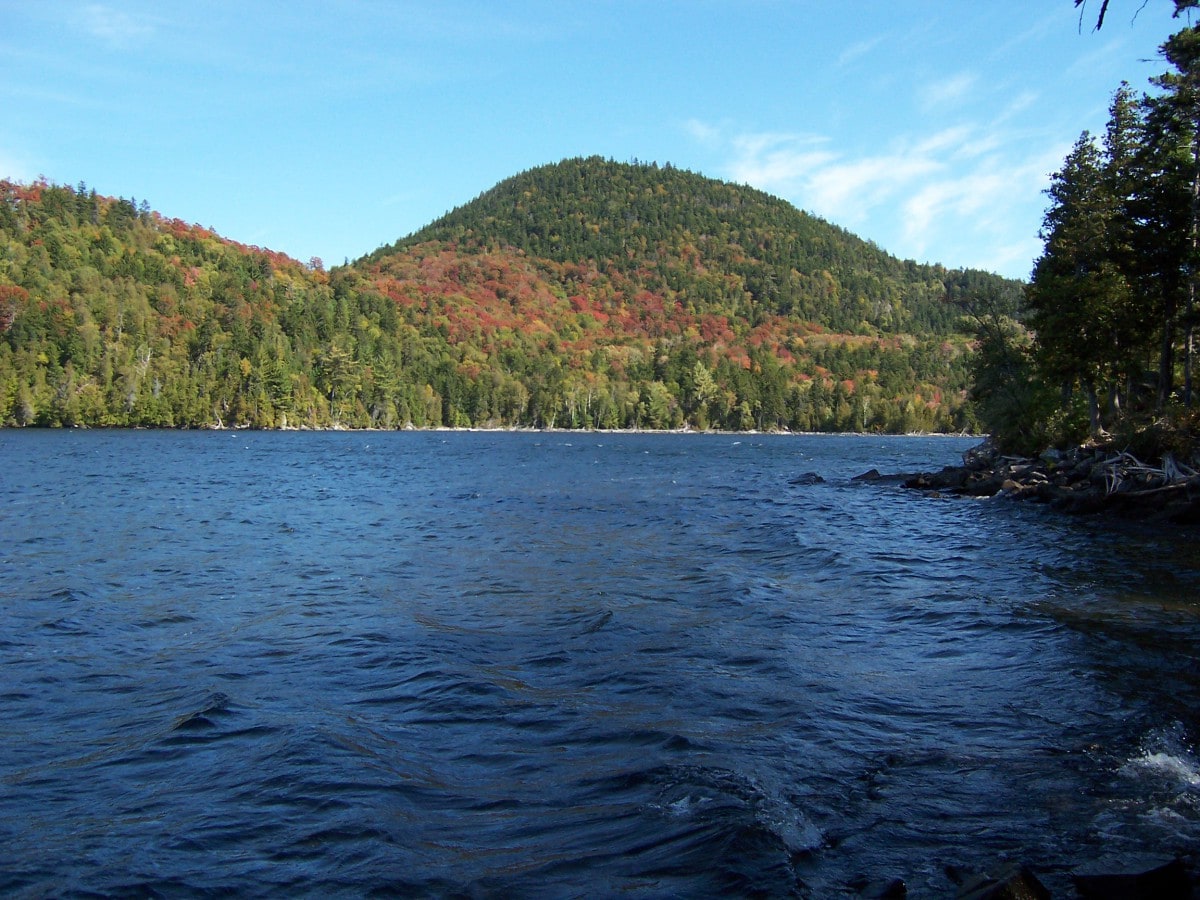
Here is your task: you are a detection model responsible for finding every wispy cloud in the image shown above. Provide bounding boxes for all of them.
[725,129,958,229]
[991,9,1070,59]
[838,36,885,68]
[727,132,837,194]
[340,0,567,45]
[687,118,1066,276]
[802,153,943,227]
[75,4,154,47]
[0,150,35,183]
[998,90,1040,122]
[1063,36,1128,78]
[918,72,977,111]
[684,118,722,145]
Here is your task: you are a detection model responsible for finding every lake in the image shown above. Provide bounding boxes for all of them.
[1,430,1197,896]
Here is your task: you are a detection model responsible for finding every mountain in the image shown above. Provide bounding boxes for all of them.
[0,160,1022,431]
[370,156,978,335]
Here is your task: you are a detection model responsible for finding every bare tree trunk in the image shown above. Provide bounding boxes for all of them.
[1186,129,1200,405]
[1086,382,1103,436]
[1160,298,1176,410]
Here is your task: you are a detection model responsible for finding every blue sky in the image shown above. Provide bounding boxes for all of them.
[1,2,1191,279]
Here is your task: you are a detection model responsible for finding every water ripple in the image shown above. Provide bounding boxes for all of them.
[1,431,1198,896]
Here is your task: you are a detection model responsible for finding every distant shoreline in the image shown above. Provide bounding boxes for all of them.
[1,423,981,439]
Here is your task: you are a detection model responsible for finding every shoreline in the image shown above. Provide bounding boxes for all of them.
[2,422,979,439]
[898,438,1200,525]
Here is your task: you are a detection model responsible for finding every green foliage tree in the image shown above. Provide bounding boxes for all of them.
[1026,132,1133,435]
[983,22,1200,454]
[962,287,1060,453]
[1152,25,1200,403]
[0,161,1012,434]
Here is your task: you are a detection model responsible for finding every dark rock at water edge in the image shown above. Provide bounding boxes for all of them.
[1073,855,1193,899]
[948,863,1050,900]
[902,438,1200,524]
[851,468,914,485]
[790,471,826,485]
[851,855,1200,899]
[846,874,907,898]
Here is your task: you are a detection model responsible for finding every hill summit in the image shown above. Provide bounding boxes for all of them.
[371,156,981,334]
[1,159,1019,430]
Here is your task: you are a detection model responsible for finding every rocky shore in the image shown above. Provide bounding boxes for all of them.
[894,438,1200,524]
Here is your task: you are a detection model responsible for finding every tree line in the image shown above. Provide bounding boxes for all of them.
[972,20,1200,455]
[0,159,1020,433]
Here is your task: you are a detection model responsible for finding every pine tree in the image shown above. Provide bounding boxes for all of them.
[1152,25,1200,404]
[1026,132,1132,435]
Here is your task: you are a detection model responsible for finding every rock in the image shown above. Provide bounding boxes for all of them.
[911,465,970,491]
[790,472,825,485]
[962,438,1000,471]
[1072,855,1192,899]
[1032,480,1056,501]
[950,864,1050,900]
[963,472,1006,496]
[856,469,917,485]
[847,875,907,898]
[895,439,1200,525]
[1039,448,1065,467]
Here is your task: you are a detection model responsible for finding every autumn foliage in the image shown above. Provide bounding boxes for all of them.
[0,161,1020,431]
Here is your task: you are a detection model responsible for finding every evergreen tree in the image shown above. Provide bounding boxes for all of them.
[1026,132,1132,435]
[1151,25,1200,404]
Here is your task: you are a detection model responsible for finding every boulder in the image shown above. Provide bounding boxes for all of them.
[1072,855,1192,899]
[847,875,907,898]
[789,472,825,485]
[951,864,1050,900]
[963,472,1006,496]
[962,439,1000,471]
[1039,448,1065,467]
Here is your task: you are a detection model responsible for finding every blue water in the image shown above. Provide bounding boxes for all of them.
[1,430,1198,896]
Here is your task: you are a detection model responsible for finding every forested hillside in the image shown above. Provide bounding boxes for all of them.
[375,157,973,335]
[0,160,1021,431]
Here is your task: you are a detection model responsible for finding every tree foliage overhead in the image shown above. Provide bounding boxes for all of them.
[1076,0,1198,31]
[1,159,1020,433]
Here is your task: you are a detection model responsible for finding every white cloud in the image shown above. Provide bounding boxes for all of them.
[76,4,154,47]
[727,132,837,194]
[685,119,1071,277]
[803,154,943,226]
[725,129,946,228]
[897,143,1065,271]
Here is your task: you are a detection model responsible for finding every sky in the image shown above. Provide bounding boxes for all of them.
[1,1,1194,280]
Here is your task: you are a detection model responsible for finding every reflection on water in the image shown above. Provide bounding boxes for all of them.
[1,430,1197,896]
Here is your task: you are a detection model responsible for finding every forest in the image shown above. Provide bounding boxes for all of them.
[0,159,1020,433]
[972,17,1200,458]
